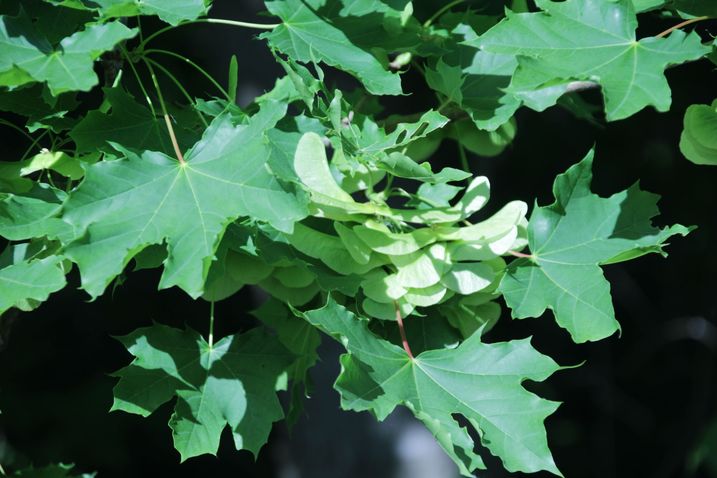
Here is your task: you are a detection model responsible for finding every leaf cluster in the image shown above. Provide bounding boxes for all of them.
[0,0,715,475]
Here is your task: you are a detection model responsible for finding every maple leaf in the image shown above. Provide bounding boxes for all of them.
[500,150,690,342]
[0,12,136,95]
[61,102,308,299]
[0,247,66,315]
[45,0,209,26]
[111,324,294,461]
[470,0,710,120]
[262,0,403,96]
[299,298,562,477]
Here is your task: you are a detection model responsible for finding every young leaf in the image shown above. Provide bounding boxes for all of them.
[299,298,562,477]
[500,150,690,343]
[111,324,294,461]
[62,102,308,299]
[471,0,710,121]
[262,0,403,95]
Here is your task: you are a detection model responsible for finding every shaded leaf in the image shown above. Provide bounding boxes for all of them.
[680,99,717,165]
[111,324,294,460]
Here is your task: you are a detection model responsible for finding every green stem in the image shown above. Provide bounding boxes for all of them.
[137,16,145,43]
[0,119,34,142]
[143,59,186,164]
[19,130,50,162]
[120,46,157,116]
[437,99,453,113]
[423,0,465,27]
[208,301,215,348]
[144,48,231,101]
[140,18,279,50]
[144,57,209,128]
[458,141,470,177]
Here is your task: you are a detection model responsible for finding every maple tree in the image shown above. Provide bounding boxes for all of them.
[0,0,715,476]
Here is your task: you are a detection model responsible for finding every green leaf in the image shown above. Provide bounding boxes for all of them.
[0,14,137,95]
[228,55,238,104]
[358,110,449,152]
[426,54,521,131]
[253,298,320,425]
[632,0,666,12]
[0,188,74,242]
[20,151,84,180]
[0,247,66,315]
[674,0,717,17]
[500,150,691,342]
[446,118,517,157]
[472,0,710,121]
[680,99,717,165]
[263,0,403,95]
[293,132,386,220]
[111,324,293,460]
[300,298,562,477]
[69,88,180,154]
[286,223,387,276]
[62,103,308,299]
[47,0,210,26]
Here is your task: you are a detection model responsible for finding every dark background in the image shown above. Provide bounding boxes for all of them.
[1,1,716,477]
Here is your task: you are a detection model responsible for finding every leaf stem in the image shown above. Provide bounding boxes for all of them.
[144,48,231,101]
[394,301,414,360]
[424,0,465,27]
[139,18,279,50]
[19,130,50,162]
[143,59,186,164]
[0,119,34,142]
[144,57,209,128]
[208,301,215,348]
[120,46,157,116]
[458,141,470,178]
[655,16,709,38]
[508,250,533,259]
